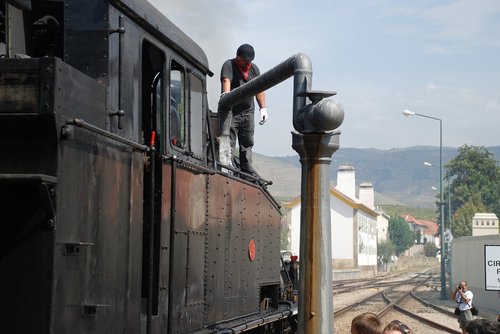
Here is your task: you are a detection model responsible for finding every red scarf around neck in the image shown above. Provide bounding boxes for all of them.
[236,61,251,81]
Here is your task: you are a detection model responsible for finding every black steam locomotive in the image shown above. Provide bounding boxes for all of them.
[0,0,298,333]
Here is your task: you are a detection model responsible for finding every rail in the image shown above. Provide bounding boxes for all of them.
[380,280,461,333]
[162,154,215,175]
[333,269,462,333]
[65,118,149,152]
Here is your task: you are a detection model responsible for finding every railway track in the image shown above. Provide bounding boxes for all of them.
[332,269,462,333]
[332,271,408,295]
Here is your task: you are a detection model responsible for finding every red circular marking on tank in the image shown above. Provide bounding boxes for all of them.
[248,239,256,261]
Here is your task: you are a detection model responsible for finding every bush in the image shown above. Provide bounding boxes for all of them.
[424,242,438,257]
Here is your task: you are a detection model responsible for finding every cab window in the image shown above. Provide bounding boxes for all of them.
[189,73,203,158]
[170,61,185,148]
[169,61,205,161]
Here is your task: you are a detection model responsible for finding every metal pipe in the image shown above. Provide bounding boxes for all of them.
[117,15,124,129]
[403,110,446,299]
[293,131,340,334]
[66,118,148,151]
[447,176,451,231]
[167,157,177,334]
[439,119,446,299]
[109,15,126,128]
[218,53,312,132]
[162,154,215,175]
[146,144,156,334]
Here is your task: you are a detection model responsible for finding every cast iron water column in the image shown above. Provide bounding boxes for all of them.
[293,94,344,333]
[218,53,344,332]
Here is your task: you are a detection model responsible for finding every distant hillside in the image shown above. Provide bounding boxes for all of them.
[252,154,301,201]
[254,146,500,208]
[379,205,438,221]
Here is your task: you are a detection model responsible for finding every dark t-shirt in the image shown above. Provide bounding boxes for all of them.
[220,58,260,114]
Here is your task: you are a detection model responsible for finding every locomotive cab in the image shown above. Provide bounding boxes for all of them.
[1,1,294,333]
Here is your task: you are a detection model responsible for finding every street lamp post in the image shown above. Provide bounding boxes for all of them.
[403,109,447,300]
[430,165,454,290]
[425,162,452,232]
[447,176,451,233]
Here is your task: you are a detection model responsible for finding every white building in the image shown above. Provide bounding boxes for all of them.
[472,213,499,236]
[285,166,379,277]
[376,209,390,242]
[362,181,389,243]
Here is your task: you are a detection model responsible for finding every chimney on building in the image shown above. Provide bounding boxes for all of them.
[359,182,375,210]
[336,165,356,199]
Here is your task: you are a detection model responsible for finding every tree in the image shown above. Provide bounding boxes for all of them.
[377,240,396,271]
[452,193,487,238]
[445,145,500,227]
[388,217,415,255]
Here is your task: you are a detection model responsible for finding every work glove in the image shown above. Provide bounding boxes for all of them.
[259,107,268,125]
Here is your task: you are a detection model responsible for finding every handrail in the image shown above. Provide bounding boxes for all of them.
[66,118,149,152]
[162,154,215,175]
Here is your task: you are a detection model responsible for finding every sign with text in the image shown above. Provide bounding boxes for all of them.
[485,245,500,291]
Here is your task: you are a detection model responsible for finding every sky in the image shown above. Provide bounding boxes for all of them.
[149,0,500,157]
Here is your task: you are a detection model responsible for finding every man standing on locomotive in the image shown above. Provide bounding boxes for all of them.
[219,43,268,175]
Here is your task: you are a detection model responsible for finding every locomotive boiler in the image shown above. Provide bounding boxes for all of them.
[0,0,301,333]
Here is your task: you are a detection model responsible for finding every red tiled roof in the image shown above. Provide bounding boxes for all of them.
[402,214,438,236]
